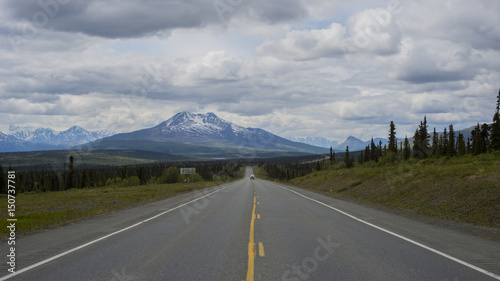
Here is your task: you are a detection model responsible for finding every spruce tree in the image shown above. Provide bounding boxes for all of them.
[431,127,438,157]
[446,124,456,157]
[364,146,370,162]
[489,89,500,151]
[471,123,481,155]
[403,136,411,160]
[412,128,421,158]
[344,146,351,168]
[329,147,333,162]
[388,121,397,153]
[419,116,430,157]
[370,138,377,161]
[413,116,430,159]
[457,133,466,156]
[442,127,448,155]
[378,140,383,158]
[67,155,75,189]
[480,123,490,153]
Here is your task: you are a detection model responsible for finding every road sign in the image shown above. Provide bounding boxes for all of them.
[181,168,196,175]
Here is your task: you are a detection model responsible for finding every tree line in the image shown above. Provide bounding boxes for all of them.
[340,90,500,166]
[262,90,500,179]
[0,161,242,194]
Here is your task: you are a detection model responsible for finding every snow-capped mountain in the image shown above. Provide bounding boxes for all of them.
[285,136,339,149]
[8,125,113,146]
[95,112,329,156]
[145,112,250,140]
[0,132,59,152]
[333,136,391,152]
[333,136,368,151]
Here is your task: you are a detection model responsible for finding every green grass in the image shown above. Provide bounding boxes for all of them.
[260,152,500,230]
[0,181,221,240]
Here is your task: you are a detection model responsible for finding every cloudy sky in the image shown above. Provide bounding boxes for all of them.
[1,0,499,142]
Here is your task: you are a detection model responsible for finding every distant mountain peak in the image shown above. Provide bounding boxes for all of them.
[152,112,247,139]
[285,136,339,149]
[346,136,361,141]
[7,125,113,146]
[97,112,329,157]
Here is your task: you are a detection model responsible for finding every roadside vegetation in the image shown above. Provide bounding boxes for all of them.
[0,164,243,240]
[259,91,500,232]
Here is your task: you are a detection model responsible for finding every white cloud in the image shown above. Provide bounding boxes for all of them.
[0,0,499,142]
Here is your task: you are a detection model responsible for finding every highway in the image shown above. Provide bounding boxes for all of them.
[1,167,499,280]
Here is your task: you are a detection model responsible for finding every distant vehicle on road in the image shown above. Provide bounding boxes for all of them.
[250,174,255,180]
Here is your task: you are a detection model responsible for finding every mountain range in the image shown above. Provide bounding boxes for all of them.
[89,112,328,158]
[0,113,481,159]
[285,136,339,149]
[8,125,113,146]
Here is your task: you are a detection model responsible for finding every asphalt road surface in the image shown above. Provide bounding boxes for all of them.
[1,167,499,280]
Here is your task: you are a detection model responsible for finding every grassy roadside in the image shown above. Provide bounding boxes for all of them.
[0,180,225,240]
[256,152,500,232]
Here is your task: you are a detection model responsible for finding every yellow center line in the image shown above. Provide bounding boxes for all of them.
[246,196,257,281]
[258,242,265,257]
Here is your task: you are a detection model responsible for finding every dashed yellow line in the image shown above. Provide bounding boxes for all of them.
[258,242,265,257]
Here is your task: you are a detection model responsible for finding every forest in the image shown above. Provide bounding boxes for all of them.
[262,90,500,181]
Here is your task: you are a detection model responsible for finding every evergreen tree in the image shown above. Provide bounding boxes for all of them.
[457,133,466,156]
[419,116,430,157]
[359,150,364,164]
[378,140,383,158]
[442,127,448,155]
[471,123,490,154]
[446,124,456,157]
[436,135,443,157]
[388,121,397,153]
[364,146,370,162]
[67,155,75,189]
[370,138,377,162]
[489,89,500,151]
[344,146,351,168]
[480,123,490,153]
[472,123,483,155]
[466,138,471,154]
[137,166,145,185]
[412,116,431,159]
[403,135,411,160]
[431,127,439,157]
[412,128,421,158]
[329,147,333,162]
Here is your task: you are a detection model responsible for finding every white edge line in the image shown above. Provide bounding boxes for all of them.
[268,181,500,280]
[0,184,232,280]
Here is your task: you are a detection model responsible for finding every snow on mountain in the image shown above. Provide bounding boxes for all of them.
[122,112,256,142]
[100,112,329,155]
[8,125,113,146]
[333,136,394,152]
[0,132,59,152]
[334,136,367,151]
[285,136,339,149]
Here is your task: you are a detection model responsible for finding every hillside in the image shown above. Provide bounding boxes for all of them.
[260,152,500,235]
